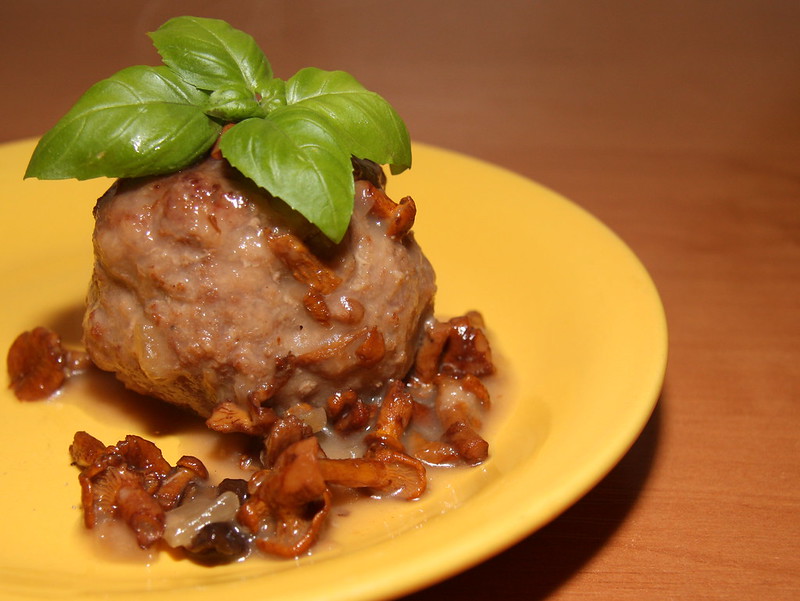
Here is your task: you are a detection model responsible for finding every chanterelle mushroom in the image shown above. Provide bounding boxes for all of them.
[7,327,90,400]
[239,437,332,557]
[69,432,212,548]
[435,374,490,465]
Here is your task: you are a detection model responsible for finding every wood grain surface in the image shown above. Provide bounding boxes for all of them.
[1,1,798,599]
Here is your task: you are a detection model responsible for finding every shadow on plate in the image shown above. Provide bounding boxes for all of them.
[45,302,208,436]
[46,302,86,347]
[401,392,664,601]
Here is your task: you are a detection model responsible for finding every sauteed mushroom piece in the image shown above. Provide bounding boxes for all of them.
[69,432,216,548]
[239,437,331,558]
[156,455,209,510]
[439,312,495,378]
[7,327,90,400]
[435,374,490,465]
[364,181,418,239]
[364,379,414,452]
[206,401,278,436]
[326,388,375,433]
[317,449,426,501]
[414,312,495,383]
[70,433,171,547]
[262,415,313,468]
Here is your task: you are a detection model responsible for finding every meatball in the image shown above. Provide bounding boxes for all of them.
[83,156,436,418]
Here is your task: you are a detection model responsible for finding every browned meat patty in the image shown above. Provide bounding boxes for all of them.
[83,156,436,418]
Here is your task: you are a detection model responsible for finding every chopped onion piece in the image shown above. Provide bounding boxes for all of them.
[287,403,328,432]
[163,491,240,548]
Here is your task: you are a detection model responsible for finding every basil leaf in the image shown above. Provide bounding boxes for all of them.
[206,86,266,121]
[258,77,287,113]
[285,68,411,174]
[219,108,354,242]
[25,65,220,180]
[150,16,273,96]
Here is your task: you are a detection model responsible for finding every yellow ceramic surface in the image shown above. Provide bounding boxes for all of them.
[0,139,666,600]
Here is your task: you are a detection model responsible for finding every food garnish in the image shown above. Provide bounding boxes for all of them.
[24,16,411,243]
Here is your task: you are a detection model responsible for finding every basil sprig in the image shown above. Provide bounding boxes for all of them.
[25,16,411,243]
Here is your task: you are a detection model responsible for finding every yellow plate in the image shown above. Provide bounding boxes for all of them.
[0,139,666,601]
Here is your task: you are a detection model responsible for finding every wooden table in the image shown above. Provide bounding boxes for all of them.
[2,1,797,599]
